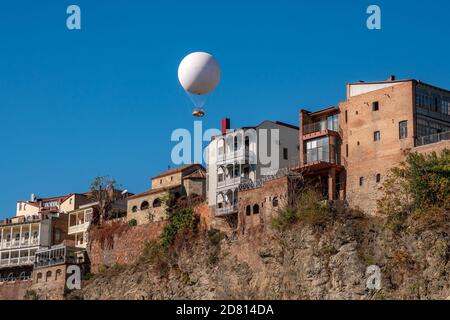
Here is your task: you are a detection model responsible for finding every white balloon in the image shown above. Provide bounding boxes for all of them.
[178,52,221,95]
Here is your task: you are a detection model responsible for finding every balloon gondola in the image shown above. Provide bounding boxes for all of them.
[178,52,221,117]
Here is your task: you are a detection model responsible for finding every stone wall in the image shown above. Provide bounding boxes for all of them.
[0,279,32,300]
[238,176,290,236]
[89,222,166,273]
[31,264,68,300]
[413,140,450,155]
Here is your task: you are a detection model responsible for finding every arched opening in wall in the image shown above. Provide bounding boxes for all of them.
[36,272,42,283]
[246,205,251,216]
[153,198,162,208]
[7,273,14,282]
[253,204,260,215]
[55,269,62,281]
[174,192,181,199]
[140,201,150,210]
[132,206,138,213]
[233,135,238,151]
[45,271,52,282]
[19,271,27,281]
[272,197,279,207]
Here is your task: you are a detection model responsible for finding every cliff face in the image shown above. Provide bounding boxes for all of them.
[72,212,450,300]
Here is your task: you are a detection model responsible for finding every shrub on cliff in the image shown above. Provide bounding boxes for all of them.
[161,208,198,249]
[378,149,450,229]
[272,188,331,231]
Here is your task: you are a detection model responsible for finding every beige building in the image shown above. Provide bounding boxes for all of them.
[127,164,206,225]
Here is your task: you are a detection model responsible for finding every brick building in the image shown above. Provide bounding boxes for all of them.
[298,76,450,214]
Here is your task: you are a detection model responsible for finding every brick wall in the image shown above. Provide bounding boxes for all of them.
[340,82,416,214]
[31,265,67,300]
[238,176,290,236]
[0,280,32,300]
[89,222,166,273]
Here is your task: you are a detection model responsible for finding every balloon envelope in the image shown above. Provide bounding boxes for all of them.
[178,52,221,95]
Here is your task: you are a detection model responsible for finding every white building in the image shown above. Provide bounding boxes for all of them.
[206,119,299,216]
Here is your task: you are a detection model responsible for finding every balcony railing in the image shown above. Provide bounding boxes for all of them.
[217,177,252,190]
[215,204,238,216]
[217,149,250,164]
[0,256,34,268]
[0,238,39,249]
[68,222,90,234]
[415,131,450,147]
[304,121,339,134]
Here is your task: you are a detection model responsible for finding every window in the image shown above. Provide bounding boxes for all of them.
[376,174,381,183]
[357,141,360,146]
[246,205,251,216]
[132,206,138,213]
[346,144,349,157]
[152,198,161,208]
[160,179,163,184]
[359,177,364,186]
[372,101,379,111]
[374,131,381,141]
[283,148,288,160]
[233,136,238,151]
[272,197,279,207]
[345,110,348,123]
[399,121,408,139]
[253,204,260,214]
[45,271,52,282]
[170,176,173,182]
[140,201,150,210]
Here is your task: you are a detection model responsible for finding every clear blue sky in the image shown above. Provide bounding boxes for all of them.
[0,0,449,218]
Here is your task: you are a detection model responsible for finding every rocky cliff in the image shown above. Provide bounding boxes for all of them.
[71,210,450,300]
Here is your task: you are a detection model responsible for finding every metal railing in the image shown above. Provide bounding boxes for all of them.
[415,131,450,147]
[217,177,252,189]
[217,148,251,164]
[303,122,339,135]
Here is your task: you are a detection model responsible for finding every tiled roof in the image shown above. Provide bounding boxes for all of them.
[184,169,206,179]
[128,185,181,200]
[152,164,205,180]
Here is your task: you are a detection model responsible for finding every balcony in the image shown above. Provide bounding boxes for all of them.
[217,177,252,191]
[68,222,90,235]
[415,131,450,147]
[215,204,238,216]
[0,256,35,268]
[306,148,331,164]
[217,149,250,165]
[303,121,339,137]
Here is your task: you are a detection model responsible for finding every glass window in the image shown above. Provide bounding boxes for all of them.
[399,121,408,139]
[372,101,379,111]
[374,131,381,141]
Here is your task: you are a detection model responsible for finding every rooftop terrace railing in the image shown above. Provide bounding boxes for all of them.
[415,131,450,147]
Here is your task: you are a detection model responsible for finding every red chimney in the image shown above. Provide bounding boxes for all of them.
[221,118,230,134]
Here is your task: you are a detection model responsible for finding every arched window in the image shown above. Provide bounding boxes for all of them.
[246,205,251,216]
[55,269,62,281]
[36,272,42,283]
[153,198,162,208]
[19,272,27,281]
[253,204,260,215]
[45,271,52,282]
[140,201,149,210]
[132,206,138,213]
[272,197,279,207]
[7,273,14,282]
[233,136,238,151]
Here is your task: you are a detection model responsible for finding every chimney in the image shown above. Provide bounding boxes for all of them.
[221,118,230,134]
[387,75,396,81]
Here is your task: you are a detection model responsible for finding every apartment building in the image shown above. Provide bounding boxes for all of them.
[68,191,130,248]
[300,76,450,214]
[206,118,299,217]
[0,193,89,280]
[127,164,206,225]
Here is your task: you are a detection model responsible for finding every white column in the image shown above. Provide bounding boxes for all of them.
[1,227,4,249]
[28,223,32,246]
[19,225,23,248]
[9,226,13,248]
